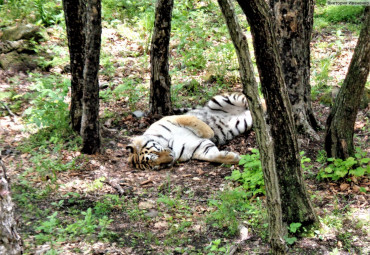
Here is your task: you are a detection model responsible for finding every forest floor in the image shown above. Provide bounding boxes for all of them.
[0,11,369,255]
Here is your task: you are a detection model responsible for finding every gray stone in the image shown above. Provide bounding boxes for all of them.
[144,209,159,218]
[1,24,43,42]
[0,51,38,72]
[0,40,33,54]
[132,110,145,118]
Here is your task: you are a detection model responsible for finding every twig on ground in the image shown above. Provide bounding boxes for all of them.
[0,100,19,122]
[103,179,127,196]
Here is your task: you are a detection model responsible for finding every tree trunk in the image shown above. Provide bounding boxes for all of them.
[325,7,370,159]
[0,159,23,255]
[149,0,174,115]
[270,0,320,140]
[217,0,286,253]
[236,0,317,226]
[62,0,86,132]
[81,0,101,154]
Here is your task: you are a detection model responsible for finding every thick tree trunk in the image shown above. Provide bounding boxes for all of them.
[270,0,320,140]
[236,0,317,226]
[62,0,86,132]
[325,7,370,159]
[81,0,101,154]
[149,0,174,115]
[217,0,286,253]
[0,159,23,255]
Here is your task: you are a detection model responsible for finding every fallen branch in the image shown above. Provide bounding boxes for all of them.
[0,101,18,117]
[103,179,127,197]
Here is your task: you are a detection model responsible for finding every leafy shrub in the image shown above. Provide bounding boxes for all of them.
[317,6,365,24]
[34,0,64,26]
[317,148,370,181]
[0,0,63,26]
[226,149,265,198]
[24,74,72,145]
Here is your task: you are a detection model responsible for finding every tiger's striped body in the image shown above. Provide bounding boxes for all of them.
[127,93,252,170]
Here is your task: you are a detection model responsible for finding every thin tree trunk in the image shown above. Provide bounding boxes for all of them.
[325,7,370,159]
[0,159,23,255]
[270,0,320,140]
[62,0,86,132]
[149,0,174,115]
[81,0,101,154]
[236,0,317,226]
[217,0,286,253]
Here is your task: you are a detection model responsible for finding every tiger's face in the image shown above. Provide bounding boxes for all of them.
[127,139,174,170]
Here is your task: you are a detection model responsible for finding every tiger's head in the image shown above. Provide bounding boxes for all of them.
[127,138,174,170]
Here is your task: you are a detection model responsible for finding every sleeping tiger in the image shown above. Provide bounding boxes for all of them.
[127,92,253,170]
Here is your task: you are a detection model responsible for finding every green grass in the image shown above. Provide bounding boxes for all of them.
[0,0,63,26]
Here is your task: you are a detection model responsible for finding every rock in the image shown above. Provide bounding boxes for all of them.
[154,221,168,229]
[145,209,159,218]
[138,201,154,210]
[0,51,38,72]
[100,82,109,89]
[0,40,34,54]
[132,110,145,118]
[1,24,43,42]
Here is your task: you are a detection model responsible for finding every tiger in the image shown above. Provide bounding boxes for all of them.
[127,92,253,170]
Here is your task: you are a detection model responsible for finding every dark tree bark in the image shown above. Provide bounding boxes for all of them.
[325,7,370,159]
[62,0,86,132]
[236,0,317,226]
[149,0,174,115]
[270,0,320,140]
[80,0,102,154]
[0,159,23,255]
[217,0,286,253]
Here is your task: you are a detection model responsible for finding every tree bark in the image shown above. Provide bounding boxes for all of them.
[270,0,320,140]
[325,7,370,159]
[80,0,101,154]
[149,0,174,115]
[62,0,86,132]
[0,159,23,255]
[236,0,317,226]
[217,0,286,253]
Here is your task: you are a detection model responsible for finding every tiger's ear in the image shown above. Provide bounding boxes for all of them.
[126,144,136,153]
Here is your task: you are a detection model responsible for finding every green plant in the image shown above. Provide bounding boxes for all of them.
[94,194,125,216]
[207,188,250,236]
[113,78,145,110]
[319,6,365,24]
[157,194,179,209]
[35,212,62,244]
[25,74,70,137]
[317,148,370,181]
[283,222,303,245]
[65,208,97,237]
[205,239,230,255]
[301,151,315,177]
[227,149,265,198]
[30,153,79,181]
[34,0,63,26]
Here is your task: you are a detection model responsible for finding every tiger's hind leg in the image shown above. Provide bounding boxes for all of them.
[192,140,240,164]
[163,115,214,139]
